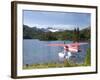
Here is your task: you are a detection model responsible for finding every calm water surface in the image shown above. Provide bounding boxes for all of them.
[23,39,89,65]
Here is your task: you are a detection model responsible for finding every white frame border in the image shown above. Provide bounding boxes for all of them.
[16,3,97,77]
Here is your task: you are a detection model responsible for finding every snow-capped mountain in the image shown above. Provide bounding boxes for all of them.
[36,27,59,32]
[24,25,65,33]
[40,27,64,32]
[48,29,59,32]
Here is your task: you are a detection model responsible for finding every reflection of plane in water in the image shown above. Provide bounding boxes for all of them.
[47,42,88,60]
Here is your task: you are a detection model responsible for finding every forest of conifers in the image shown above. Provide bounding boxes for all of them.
[23,25,90,42]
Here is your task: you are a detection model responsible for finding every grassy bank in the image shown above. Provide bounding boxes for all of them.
[23,61,79,69]
[84,48,91,66]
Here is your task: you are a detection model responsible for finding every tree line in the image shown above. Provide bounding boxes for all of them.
[23,25,90,42]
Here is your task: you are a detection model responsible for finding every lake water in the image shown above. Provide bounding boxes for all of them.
[23,39,89,65]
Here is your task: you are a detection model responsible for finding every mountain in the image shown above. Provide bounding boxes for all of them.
[23,25,44,39]
[37,27,64,32]
[48,29,59,32]
[23,24,90,41]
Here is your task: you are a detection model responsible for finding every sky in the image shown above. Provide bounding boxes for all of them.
[23,10,91,30]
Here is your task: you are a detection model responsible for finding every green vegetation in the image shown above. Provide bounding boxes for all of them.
[23,25,90,42]
[23,61,83,69]
[23,61,76,69]
[84,48,91,66]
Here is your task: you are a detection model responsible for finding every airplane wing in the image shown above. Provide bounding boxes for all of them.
[66,42,87,46]
[47,44,67,47]
[47,42,88,47]
[78,42,88,45]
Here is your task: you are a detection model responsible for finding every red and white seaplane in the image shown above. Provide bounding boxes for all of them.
[47,42,87,60]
